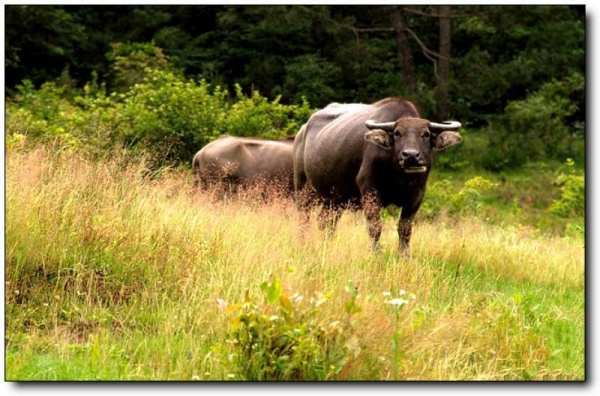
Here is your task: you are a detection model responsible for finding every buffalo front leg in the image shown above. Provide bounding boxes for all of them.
[398,209,417,256]
[362,192,383,251]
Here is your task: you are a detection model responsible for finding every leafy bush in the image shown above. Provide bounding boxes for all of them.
[7,51,314,165]
[6,81,89,152]
[114,69,312,164]
[6,78,122,155]
[5,106,49,147]
[450,176,498,215]
[114,69,229,163]
[418,179,454,220]
[420,176,497,219]
[223,84,312,139]
[549,158,585,218]
[222,278,360,381]
[483,73,584,170]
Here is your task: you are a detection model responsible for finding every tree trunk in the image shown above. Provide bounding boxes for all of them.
[436,5,451,120]
[391,8,417,97]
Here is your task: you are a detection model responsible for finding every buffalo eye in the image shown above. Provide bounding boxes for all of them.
[423,131,431,139]
[394,130,402,137]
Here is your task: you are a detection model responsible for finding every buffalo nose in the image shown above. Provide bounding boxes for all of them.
[401,149,420,159]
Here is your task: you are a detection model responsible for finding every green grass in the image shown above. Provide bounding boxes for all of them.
[5,146,585,381]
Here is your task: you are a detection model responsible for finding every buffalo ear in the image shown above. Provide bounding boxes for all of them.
[364,129,392,149]
[433,131,462,151]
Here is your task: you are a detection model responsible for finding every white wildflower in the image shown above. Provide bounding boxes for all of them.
[291,292,303,303]
[216,298,228,311]
[387,298,410,307]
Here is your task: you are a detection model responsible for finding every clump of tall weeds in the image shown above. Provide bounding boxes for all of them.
[221,278,361,381]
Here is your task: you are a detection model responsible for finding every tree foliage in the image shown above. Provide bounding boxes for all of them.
[5,5,585,169]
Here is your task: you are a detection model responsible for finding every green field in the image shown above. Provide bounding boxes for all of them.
[5,146,584,381]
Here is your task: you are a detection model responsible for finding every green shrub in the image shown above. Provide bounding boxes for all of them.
[6,81,88,152]
[6,78,123,156]
[450,176,498,215]
[419,179,455,220]
[564,222,584,240]
[7,42,315,166]
[549,159,585,218]
[420,176,497,219]
[5,107,49,145]
[114,69,229,163]
[483,73,584,170]
[223,278,360,381]
[223,84,312,139]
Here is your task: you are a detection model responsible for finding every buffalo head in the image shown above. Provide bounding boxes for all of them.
[364,118,462,174]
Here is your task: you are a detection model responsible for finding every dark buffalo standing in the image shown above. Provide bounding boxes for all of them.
[293,97,462,254]
[192,135,296,195]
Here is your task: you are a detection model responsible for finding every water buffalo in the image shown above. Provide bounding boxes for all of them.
[293,97,462,254]
[192,135,296,195]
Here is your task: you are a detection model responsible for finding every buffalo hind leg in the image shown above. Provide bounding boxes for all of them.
[295,186,316,237]
[318,203,342,233]
[361,192,383,251]
[294,169,311,227]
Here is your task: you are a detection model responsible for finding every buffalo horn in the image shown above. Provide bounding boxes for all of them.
[365,120,396,131]
[428,121,462,131]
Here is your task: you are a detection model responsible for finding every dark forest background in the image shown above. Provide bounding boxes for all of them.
[6,4,585,169]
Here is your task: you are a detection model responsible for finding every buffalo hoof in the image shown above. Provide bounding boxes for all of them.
[398,248,411,258]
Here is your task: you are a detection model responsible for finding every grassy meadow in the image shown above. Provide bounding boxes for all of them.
[5,146,585,381]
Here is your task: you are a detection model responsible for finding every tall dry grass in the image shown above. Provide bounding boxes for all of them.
[5,146,584,380]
